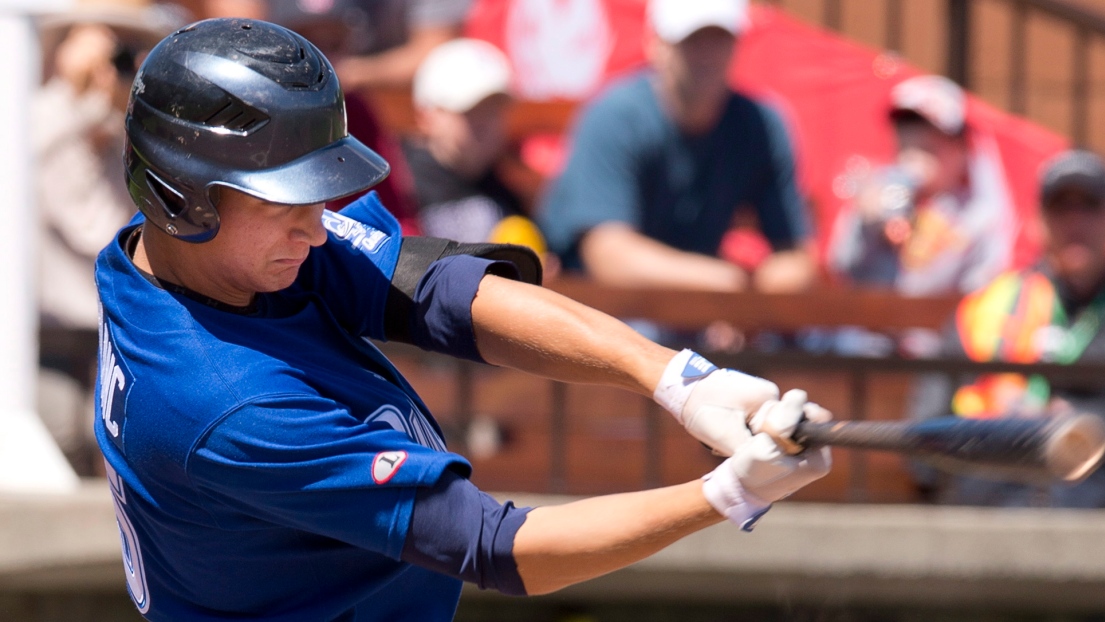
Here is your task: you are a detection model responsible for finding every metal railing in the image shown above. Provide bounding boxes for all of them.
[764,0,1105,146]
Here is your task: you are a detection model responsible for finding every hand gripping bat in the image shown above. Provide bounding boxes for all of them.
[787,414,1105,483]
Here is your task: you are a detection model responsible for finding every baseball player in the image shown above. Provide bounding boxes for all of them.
[96,18,831,621]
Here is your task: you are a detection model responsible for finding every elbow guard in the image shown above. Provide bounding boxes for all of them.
[384,237,543,344]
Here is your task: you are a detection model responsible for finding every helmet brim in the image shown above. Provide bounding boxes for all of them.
[215,136,391,206]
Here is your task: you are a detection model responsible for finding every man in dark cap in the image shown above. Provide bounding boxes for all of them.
[910,149,1105,507]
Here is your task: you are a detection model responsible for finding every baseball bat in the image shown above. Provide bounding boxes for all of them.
[791,414,1105,483]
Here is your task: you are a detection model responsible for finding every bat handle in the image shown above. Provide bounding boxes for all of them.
[792,419,848,449]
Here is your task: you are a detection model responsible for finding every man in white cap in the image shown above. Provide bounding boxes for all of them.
[403,38,536,245]
[539,0,815,294]
[829,74,1016,300]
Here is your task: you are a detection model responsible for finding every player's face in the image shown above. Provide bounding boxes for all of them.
[199,188,328,299]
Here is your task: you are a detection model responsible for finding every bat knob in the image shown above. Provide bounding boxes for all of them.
[1045,414,1105,482]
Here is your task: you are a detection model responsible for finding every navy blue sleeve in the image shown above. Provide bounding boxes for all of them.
[408,254,519,363]
[401,470,531,596]
[751,101,810,249]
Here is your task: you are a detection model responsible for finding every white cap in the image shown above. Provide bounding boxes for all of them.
[648,0,748,43]
[413,38,512,113]
[890,75,966,136]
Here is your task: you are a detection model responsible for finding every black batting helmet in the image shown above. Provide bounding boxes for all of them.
[123,18,389,242]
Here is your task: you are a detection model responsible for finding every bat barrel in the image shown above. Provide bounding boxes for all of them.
[1044,415,1105,481]
[793,414,1105,482]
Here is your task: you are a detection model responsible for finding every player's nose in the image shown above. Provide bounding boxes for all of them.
[293,204,329,247]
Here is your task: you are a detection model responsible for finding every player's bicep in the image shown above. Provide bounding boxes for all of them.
[401,470,531,595]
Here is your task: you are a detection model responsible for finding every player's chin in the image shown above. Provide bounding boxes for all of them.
[259,262,304,292]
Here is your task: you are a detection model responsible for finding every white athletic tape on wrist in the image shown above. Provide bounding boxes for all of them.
[702,462,772,532]
[653,349,718,423]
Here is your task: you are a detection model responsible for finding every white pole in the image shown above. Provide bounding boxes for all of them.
[0,0,79,494]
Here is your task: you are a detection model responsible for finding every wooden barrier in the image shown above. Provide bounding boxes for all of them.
[545,276,961,332]
[386,281,974,503]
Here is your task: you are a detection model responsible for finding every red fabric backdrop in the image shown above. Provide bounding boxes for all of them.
[466,1,1068,267]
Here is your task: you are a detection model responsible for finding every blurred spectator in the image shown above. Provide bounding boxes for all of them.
[829,75,1015,297]
[187,0,264,19]
[404,38,546,257]
[287,0,474,92]
[34,0,182,473]
[259,0,429,233]
[910,150,1105,507]
[538,0,815,294]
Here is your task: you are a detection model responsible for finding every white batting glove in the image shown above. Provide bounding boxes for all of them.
[653,350,779,456]
[702,389,833,530]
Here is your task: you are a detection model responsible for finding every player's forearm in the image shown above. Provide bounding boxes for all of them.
[580,224,747,292]
[471,275,674,396]
[512,480,723,595]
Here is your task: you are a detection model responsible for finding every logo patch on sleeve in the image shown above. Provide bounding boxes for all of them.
[372,451,408,484]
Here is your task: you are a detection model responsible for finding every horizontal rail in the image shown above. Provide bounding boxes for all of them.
[710,350,1105,384]
[545,277,961,332]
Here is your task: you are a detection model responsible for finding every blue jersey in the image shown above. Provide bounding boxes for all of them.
[94,193,476,621]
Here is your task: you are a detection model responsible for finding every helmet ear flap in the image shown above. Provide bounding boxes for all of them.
[145,169,187,219]
[138,165,220,240]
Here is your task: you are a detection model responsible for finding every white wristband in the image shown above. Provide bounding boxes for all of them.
[702,462,772,532]
[653,349,718,423]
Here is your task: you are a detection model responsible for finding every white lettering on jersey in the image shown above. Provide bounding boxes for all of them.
[371,451,408,484]
[364,404,447,452]
[98,312,131,440]
[105,461,151,613]
[322,210,388,254]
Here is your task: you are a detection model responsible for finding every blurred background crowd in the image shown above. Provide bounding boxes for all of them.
[25,0,1105,510]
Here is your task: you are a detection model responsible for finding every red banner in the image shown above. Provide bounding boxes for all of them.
[466,0,1067,266]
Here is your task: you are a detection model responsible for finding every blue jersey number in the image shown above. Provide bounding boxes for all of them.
[106,461,151,614]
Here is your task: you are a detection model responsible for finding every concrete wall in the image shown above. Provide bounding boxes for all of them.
[7,482,1105,620]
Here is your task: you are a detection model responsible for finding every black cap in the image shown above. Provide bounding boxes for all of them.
[1040,150,1105,207]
